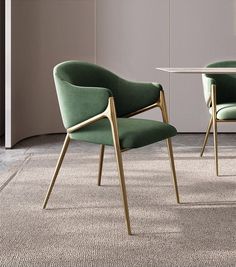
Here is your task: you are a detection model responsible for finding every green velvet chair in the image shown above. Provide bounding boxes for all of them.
[201,60,236,175]
[43,61,180,235]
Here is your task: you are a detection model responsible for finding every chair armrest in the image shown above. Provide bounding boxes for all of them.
[55,78,112,129]
[202,74,216,107]
[115,78,162,116]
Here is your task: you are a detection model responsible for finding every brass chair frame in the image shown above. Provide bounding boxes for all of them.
[200,84,235,176]
[43,90,180,235]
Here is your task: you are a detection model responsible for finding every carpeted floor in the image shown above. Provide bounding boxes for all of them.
[1,134,236,267]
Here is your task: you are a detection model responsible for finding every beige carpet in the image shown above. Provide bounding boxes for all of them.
[1,134,236,266]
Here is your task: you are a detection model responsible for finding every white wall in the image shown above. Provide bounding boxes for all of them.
[96,0,170,122]
[7,0,95,147]
[0,0,4,136]
[170,0,236,132]
[97,0,236,132]
[6,0,236,147]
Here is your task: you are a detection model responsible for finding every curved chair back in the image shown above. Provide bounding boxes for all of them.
[202,60,236,107]
[54,61,118,89]
[54,61,161,128]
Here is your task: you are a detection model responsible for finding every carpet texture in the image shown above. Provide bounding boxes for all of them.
[1,134,236,267]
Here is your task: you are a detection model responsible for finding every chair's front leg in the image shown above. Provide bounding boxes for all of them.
[43,133,70,209]
[211,84,219,176]
[159,90,180,204]
[107,97,131,235]
[97,145,105,186]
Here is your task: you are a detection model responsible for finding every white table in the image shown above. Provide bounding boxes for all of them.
[156,67,236,74]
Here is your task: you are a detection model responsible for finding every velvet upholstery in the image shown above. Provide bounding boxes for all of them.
[202,60,236,120]
[54,61,161,128]
[54,61,177,148]
[202,61,236,119]
[209,103,236,120]
[70,118,177,149]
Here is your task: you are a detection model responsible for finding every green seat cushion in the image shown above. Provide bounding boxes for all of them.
[210,103,236,120]
[70,118,177,149]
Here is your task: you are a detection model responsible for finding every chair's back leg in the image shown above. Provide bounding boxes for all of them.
[211,84,219,176]
[107,98,132,235]
[166,139,180,203]
[159,90,180,204]
[43,134,70,209]
[97,145,105,186]
[200,117,213,157]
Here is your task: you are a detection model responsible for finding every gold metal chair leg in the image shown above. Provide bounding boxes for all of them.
[43,134,70,209]
[166,138,180,203]
[211,84,219,176]
[213,118,219,176]
[108,98,131,235]
[98,145,105,186]
[200,117,213,157]
[159,90,180,203]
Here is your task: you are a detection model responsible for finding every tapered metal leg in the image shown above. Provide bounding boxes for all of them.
[200,117,213,157]
[166,138,180,203]
[98,145,105,186]
[43,134,70,209]
[159,90,180,203]
[108,98,131,235]
[113,141,131,235]
[213,118,219,176]
[211,84,219,176]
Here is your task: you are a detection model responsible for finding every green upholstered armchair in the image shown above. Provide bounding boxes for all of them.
[43,61,179,235]
[201,60,236,175]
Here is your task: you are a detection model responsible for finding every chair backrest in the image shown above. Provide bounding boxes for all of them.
[202,60,236,106]
[54,61,161,127]
[54,61,118,90]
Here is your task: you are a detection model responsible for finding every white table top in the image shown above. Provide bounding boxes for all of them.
[156,67,236,74]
